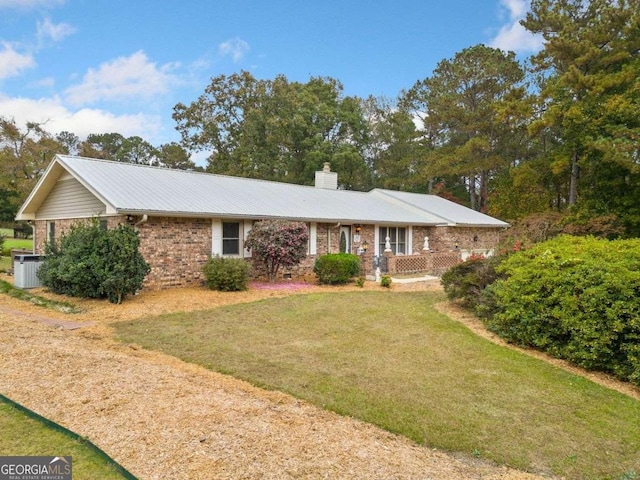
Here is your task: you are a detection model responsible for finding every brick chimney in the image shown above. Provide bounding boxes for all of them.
[314,162,338,189]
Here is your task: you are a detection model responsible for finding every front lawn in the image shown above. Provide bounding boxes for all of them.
[0,400,130,480]
[113,291,640,480]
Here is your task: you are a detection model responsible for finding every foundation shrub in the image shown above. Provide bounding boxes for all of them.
[202,256,250,291]
[245,220,309,283]
[37,220,150,304]
[313,253,360,285]
[486,235,640,385]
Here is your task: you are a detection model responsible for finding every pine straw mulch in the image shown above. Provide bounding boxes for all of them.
[1,276,632,479]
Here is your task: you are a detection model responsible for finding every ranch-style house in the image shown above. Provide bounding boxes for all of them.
[16,155,509,289]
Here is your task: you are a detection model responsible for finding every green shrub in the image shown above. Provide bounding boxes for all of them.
[38,220,150,304]
[313,253,360,285]
[440,255,504,316]
[486,235,640,385]
[245,220,308,282]
[202,256,250,291]
[380,274,392,288]
[355,277,365,288]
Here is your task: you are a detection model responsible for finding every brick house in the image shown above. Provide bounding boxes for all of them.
[16,155,508,289]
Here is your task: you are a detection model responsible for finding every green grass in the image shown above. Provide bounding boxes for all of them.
[1,228,34,252]
[0,256,10,272]
[0,401,130,480]
[1,228,34,271]
[112,291,640,480]
[0,279,81,313]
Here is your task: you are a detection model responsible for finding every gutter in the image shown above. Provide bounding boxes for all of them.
[134,214,148,227]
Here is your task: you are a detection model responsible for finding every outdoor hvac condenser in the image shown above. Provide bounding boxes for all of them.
[14,254,44,289]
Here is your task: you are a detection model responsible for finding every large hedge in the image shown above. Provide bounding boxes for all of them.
[485,235,640,385]
[38,220,150,304]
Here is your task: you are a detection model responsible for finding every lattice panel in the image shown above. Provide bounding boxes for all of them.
[394,255,431,274]
[430,253,462,276]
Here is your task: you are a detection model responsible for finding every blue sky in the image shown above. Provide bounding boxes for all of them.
[0,0,542,153]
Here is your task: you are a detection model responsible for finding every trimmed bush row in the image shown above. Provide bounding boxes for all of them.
[442,235,640,386]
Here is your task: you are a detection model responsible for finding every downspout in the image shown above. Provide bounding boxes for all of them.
[135,214,148,227]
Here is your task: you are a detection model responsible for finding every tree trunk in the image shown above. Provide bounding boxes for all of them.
[479,170,489,212]
[468,174,477,211]
[568,151,579,206]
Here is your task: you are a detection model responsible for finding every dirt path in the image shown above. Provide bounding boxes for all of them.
[0,279,572,479]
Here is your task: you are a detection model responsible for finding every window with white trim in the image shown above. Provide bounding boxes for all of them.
[378,226,406,255]
[222,221,241,255]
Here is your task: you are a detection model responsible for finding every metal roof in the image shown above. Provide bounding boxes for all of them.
[17,155,509,228]
[371,189,509,227]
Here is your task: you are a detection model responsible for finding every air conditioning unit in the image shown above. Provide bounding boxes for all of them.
[14,255,45,289]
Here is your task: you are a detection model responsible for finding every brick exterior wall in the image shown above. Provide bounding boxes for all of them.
[425,226,503,252]
[136,216,212,289]
[34,217,504,289]
[34,216,212,290]
[34,217,124,254]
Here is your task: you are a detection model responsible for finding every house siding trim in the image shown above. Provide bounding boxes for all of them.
[36,175,107,220]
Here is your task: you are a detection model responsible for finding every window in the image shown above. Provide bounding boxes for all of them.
[99,219,108,231]
[378,227,406,255]
[222,221,240,255]
[48,221,55,244]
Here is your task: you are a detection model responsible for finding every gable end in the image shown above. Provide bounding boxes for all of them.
[36,175,107,220]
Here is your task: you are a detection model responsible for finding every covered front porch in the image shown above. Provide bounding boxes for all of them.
[326,223,500,279]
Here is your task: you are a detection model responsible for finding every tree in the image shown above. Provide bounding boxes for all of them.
[78,132,125,159]
[0,118,65,221]
[403,45,530,211]
[173,71,371,188]
[157,142,199,170]
[244,220,309,282]
[79,132,163,166]
[114,136,159,165]
[56,131,80,155]
[361,96,426,192]
[522,0,640,232]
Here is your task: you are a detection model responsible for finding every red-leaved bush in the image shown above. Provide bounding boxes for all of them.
[245,220,309,282]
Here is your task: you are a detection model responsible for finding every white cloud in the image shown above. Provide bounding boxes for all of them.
[0,0,64,9]
[30,76,55,88]
[64,51,177,106]
[0,42,35,80]
[0,94,162,139]
[491,22,543,54]
[501,0,527,19]
[37,17,75,43]
[489,0,543,54]
[218,37,250,63]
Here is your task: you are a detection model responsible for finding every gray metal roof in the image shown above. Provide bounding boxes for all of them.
[19,155,509,228]
[371,189,509,227]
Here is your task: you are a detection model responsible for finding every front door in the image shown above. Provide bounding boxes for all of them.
[339,225,351,253]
